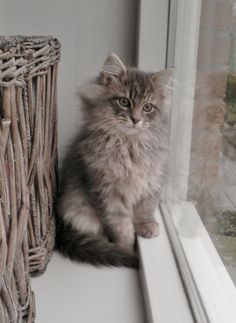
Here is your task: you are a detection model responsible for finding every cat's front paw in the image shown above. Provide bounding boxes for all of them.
[135,222,160,238]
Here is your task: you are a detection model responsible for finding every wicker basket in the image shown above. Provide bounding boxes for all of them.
[0,36,60,321]
[0,36,60,275]
[0,133,36,320]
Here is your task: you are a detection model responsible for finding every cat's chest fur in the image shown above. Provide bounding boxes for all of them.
[85,134,166,205]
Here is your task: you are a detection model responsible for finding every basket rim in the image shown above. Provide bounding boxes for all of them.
[0,35,61,49]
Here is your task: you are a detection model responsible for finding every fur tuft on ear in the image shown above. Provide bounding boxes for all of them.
[102,53,126,77]
[78,83,105,103]
[152,68,173,84]
[152,68,174,97]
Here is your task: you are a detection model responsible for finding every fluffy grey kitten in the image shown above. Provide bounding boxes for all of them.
[56,54,171,268]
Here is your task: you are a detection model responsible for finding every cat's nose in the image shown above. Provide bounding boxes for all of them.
[131,117,140,125]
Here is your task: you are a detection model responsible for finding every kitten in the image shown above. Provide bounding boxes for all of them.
[56,53,171,268]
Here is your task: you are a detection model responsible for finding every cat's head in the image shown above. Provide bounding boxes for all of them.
[79,53,172,136]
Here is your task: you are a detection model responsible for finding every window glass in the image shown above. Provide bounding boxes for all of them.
[173,0,236,285]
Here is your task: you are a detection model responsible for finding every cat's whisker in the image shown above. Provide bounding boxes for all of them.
[149,126,167,143]
[93,118,117,129]
[149,127,166,140]
[98,122,119,133]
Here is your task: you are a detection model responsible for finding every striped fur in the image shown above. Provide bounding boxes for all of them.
[56,54,172,268]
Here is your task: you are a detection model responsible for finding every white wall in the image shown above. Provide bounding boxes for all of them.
[0,0,137,159]
[76,0,137,84]
[138,0,169,71]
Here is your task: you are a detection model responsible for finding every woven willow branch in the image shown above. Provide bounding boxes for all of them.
[0,36,60,322]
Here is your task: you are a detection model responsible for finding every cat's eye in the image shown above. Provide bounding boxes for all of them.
[117,97,130,109]
[142,103,155,113]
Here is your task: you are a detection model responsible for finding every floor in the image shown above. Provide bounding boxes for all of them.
[219,157,236,209]
[32,252,145,323]
[209,153,236,285]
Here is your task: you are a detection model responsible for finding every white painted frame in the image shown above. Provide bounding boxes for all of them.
[138,209,194,323]
[165,0,236,321]
[161,202,236,323]
[137,1,195,322]
[138,1,236,323]
[166,0,202,201]
[137,0,169,72]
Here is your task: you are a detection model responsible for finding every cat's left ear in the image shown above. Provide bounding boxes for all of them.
[152,68,174,97]
[101,53,127,82]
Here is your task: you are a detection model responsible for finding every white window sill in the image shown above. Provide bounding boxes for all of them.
[138,203,236,323]
[161,202,236,323]
[138,208,194,323]
[32,252,145,323]
[32,203,236,323]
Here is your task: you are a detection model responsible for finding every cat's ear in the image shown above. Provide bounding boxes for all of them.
[101,53,126,81]
[78,83,105,103]
[152,68,174,97]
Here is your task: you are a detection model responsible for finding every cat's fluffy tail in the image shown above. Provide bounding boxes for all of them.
[55,222,139,269]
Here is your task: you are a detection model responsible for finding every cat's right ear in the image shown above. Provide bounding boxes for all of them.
[151,68,174,97]
[100,53,127,83]
[78,83,105,103]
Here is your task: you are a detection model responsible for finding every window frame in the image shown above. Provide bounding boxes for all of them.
[137,1,236,322]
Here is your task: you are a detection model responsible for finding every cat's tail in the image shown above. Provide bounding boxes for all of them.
[55,222,139,269]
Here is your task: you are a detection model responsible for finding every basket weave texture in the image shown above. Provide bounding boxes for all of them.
[0,36,60,322]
